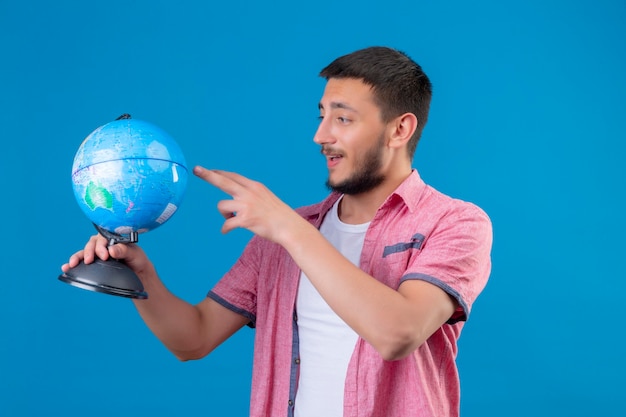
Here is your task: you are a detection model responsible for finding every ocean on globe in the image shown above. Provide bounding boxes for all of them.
[71,117,188,236]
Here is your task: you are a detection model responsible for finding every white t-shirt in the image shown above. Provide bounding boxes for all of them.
[294,197,370,417]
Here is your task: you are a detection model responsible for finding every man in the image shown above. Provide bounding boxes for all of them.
[62,46,492,417]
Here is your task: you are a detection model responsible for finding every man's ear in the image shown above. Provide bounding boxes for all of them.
[388,113,418,149]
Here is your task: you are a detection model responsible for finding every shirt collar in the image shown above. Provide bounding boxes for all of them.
[385,169,427,214]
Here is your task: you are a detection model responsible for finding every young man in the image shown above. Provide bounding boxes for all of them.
[62,46,492,417]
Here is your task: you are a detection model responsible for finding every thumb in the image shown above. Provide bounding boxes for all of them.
[108,243,127,259]
[108,243,149,274]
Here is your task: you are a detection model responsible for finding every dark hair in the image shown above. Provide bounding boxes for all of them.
[319,46,432,158]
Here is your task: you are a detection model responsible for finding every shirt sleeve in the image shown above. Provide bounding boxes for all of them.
[401,202,493,323]
[207,235,263,327]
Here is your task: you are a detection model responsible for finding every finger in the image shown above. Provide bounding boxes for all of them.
[96,235,112,260]
[221,217,239,235]
[62,233,105,271]
[83,235,98,264]
[62,250,85,272]
[210,170,252,186]
[216,199,241,220]
[193,166,250,196]
[84,234,110,263]
[194,166,250,184]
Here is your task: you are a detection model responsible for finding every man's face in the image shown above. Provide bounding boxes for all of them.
[314,78,388,195]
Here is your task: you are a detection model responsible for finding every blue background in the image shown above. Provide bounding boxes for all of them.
[1,1,624,416]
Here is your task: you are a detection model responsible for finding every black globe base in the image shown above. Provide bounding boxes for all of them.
[59,258,148,299]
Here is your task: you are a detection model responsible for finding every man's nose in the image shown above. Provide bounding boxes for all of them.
[313,117,334,145]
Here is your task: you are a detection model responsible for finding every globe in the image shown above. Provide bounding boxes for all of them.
[59,115,188,299]
[71,116,188,237]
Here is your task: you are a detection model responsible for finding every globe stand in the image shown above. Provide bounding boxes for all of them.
[58,224,148,299]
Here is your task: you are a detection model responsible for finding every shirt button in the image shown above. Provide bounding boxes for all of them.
[288,400,294,407]
[294,358,300,364]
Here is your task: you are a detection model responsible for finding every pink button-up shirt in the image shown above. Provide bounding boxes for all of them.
[208,170,492,417]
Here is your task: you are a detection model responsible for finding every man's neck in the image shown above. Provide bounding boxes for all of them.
[338,169,412,225]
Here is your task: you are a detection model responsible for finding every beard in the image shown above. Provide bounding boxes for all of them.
[325,133,386,195]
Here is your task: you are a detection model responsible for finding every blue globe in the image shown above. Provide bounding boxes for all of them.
[71,117,188,236]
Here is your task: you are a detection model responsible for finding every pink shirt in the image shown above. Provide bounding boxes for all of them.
[208,170,493,417]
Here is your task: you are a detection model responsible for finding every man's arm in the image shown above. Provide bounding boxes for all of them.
[61,235,249,361]
[196,167,457,361]
[282,223,456,360]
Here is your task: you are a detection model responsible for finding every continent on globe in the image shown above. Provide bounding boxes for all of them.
[85,181,113,211]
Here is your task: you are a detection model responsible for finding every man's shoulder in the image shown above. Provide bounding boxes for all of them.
[419,183,491,225]
[394,170,487,221]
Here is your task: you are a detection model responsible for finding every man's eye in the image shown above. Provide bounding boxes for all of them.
[338,117,350,123]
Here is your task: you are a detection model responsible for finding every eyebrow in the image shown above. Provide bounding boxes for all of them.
[318,101,358,113]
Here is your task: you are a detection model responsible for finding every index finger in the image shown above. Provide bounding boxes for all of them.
[193,166,251,195]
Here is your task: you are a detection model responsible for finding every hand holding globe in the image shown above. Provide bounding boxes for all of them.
[58,114,188,299]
